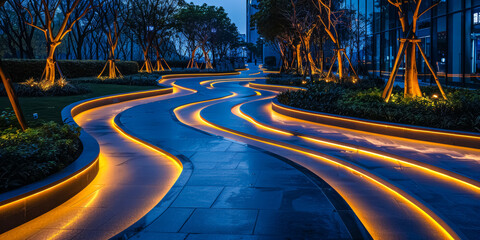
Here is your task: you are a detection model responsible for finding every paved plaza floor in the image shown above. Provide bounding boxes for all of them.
[1,65,479,240]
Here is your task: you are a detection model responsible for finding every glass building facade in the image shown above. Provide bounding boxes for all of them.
[347,0,480,88]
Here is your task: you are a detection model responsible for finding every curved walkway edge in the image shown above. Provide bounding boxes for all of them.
[250,82,480,149]
[0,88,174,234]
[271,98,480,149]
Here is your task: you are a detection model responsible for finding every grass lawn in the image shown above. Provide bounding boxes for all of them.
[0,83,160,124]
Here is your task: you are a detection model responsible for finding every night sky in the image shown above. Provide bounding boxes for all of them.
[187,0,246,34]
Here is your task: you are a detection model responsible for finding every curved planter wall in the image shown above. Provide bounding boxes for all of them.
[272,99,480,149]
[249,82,306,92]
[0,87,173,234]
[0,71,242,234]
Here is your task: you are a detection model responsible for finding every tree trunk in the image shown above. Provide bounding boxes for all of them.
[296,44,303,75]
[404,42,422,97]
[189,47,199,68]
[143,51,152,73]
[0,64,27,130]
[44,43,59,83]
[76,38,84,60]
[337,49,343,79]
[201,46,212,69]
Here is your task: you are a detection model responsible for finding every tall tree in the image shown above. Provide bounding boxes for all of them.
[176,3,239,69]
[316,0,357,80]
[383,0,447,101]
[22,0,101,83]
[286,0,319,79]
[98,0,125,78]
[125,0,181,73]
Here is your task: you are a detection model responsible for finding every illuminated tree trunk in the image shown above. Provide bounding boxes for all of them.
[304,37,318,76]
[336,48,343,79]
[404,42,422,97]
[0,64,27,130]
[188,46,199,68]
[23,0,99,83]
[278,42,289,73]
[296,43,303,75]
[155,47,165,71]
[142,50,153,73]
[45,42,61,84]
[382,0,447,101]
[201,46,212,69]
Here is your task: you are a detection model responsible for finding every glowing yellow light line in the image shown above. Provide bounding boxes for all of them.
[172,81,197,93]
[170,81,458,240]
[199,77,266,86]
[232,104,292,136]
[273,102,480,140]
[172,94,458,240]
[300,136,480,192]
[71,88,173,116]
[0,157,99,210]
[158,72,241,84]
[111,118,182,169]
[174,92,238,115]
[249,72,261,76]
[195,111,456,240]
[233,99,480,193]
[210,80,253,88]
[249,83,306,92]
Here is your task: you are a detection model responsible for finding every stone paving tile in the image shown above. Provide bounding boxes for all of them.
[180,209,258,234]
[254,169,313,188]
[145,208,194,233]
[254,210,350,239]
[171,186,224,208]
[279,188,334,212]
[132,232,188,240]
[115,68,356,239]
[187,169,259,187]
[212,187,283,210]
[186,234,257,240]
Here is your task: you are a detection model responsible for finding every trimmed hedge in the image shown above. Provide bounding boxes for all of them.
[137,60,190,69]
[1,59,139,82]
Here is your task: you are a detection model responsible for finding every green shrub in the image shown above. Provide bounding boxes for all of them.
[1,60,139,82]
[277,81,480,133]
[0,118,82,193]
[73,73,162,86]
[0,78,91,97]
[266,73,304,86]
[0,111,18,129]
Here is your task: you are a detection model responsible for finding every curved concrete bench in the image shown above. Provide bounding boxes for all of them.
[0,87,174,234]
[272,99,480,149]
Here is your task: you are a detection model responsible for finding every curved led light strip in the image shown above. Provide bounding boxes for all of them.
[272,101,480,141]
[197,106,458,240]
[248,82,306,92]
[111,118,182,169]
[232,99,480,194]
[172,86,459,240]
